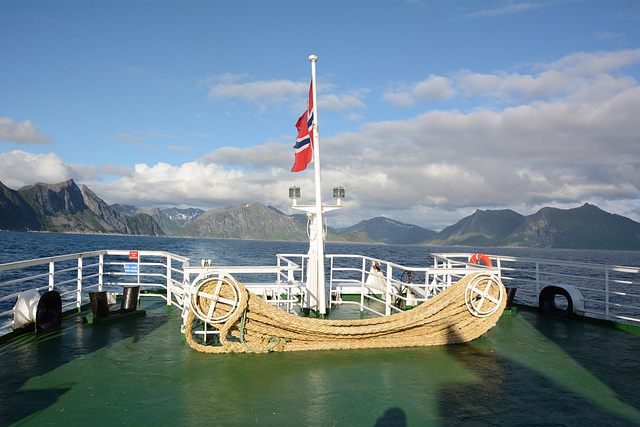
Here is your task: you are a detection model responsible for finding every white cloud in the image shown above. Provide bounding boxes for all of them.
[313,48,640,226]
[382,91,415,107]
[594,32,625,42]
[0,150,100,188]
[3,49,639,228]
[148,129,173,139]
[107,129,177,150]
[412,75,455,101]
[320,93,366,112]
[463,2,547,18]
[90,161,300,210]
[206,74,308,108]
[545,49,640,77]
[107,133,155,150]
[329,82,640,218]
[201,141,291,171]
[204,74,368,114]
[0,118,54,145]
[385,48,640,107]
[384,77,457,107]
[102,163,134,178]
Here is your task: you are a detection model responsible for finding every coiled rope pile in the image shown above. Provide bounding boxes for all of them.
[184,272,506,354]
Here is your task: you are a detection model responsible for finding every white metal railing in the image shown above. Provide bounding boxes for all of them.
[183,257,305,312]
[432,253,640,325]
[326,253,492,317]
[3,249,639,336]
[328,254,422,317]
[0,250,190,333]
[181,253,431,340]
[179,255,306,342]
[99,250,190,308]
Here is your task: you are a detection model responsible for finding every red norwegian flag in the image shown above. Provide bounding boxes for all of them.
[291,81,314,172]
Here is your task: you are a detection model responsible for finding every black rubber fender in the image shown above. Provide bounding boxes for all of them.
[538,286,574,319]
[36,290,62,333]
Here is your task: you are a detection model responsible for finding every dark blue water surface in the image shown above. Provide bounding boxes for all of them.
[1,231,639,327]
[1,230,639,267]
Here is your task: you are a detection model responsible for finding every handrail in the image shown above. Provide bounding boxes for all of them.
[0,250,191,332]
[432,252,640,324]
[2,249,639,335]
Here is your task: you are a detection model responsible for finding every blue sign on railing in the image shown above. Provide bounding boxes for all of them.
[124,263,139,274]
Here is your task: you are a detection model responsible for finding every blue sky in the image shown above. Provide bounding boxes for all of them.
[1,0,640,230]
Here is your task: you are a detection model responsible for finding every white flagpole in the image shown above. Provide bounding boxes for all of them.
[309,54,327,315]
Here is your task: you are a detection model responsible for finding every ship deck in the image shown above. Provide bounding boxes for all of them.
[1,297,639,426]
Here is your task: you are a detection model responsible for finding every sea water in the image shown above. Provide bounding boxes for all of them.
[1,231,639,326]
[1,230,638,267]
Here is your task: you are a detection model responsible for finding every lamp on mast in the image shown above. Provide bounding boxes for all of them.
[289,184,344,316]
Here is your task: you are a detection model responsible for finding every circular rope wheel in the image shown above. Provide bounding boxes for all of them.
[190,273,242,324]
[464,274,504,317]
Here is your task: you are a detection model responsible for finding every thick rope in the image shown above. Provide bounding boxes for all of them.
[185,273,506,354]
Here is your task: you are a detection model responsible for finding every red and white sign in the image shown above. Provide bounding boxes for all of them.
[129,251,139,260]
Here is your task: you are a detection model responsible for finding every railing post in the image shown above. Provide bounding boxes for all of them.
[605,266,610,321]
[182,258,190,307]
[99,253,104,291]
[276,256,282,297]
[49,261,55,291]
[166,255,172,306]
[183,258,190,282]
[360,257,366,316]
[535,262,540,295]
[77,256,83,310]
[287,260,295,283]
[385,264,393,316]
[328,255,335,306]
[137,252,141,287]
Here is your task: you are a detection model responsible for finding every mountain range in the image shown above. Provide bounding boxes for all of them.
[0,180,163,236]
[1,179,639,250]
[428,205,640,250]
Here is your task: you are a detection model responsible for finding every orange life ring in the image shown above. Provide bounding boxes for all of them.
[469,253,493,267]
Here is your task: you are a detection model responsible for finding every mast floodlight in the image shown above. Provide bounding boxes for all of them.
[289,186,301,200]
[289,186,301,206]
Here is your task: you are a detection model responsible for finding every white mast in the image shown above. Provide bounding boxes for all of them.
[309,54,327,315]
[290,55,343,316]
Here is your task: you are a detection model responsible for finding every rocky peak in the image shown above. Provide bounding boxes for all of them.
[81,185,137,234]
[18,179,87,216]
[179,201,307,240]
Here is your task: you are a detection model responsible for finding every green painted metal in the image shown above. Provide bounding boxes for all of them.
[81,309,146,325]
[1,297,639,426]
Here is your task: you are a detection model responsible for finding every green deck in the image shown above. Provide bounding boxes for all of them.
[1,298,639,426]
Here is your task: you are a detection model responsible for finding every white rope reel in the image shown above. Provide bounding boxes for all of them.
[190,271,242,324]
[464,274,504,318]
